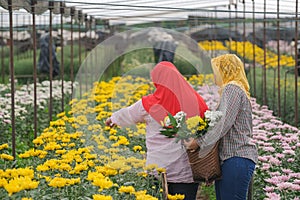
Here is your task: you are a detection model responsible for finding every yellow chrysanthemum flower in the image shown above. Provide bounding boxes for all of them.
[0,143,9,150]
[0,153,14,161]
[135,190,159,200]
[137,172,148,177]
[92,177,114,191]
[133,145,143,152]
[92,194,113,200]
[167,194,185,200]
[118,185,135,194]
[156,167,166,173]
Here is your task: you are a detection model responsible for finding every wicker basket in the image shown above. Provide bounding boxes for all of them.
[186,141,221,183]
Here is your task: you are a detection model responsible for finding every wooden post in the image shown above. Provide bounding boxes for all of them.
[161,172,168,200]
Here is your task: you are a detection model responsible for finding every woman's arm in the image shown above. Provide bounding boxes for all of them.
[106,100,147,127]
[197,84,243,149]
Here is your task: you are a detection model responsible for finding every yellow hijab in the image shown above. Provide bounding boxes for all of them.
[211,54,250,99]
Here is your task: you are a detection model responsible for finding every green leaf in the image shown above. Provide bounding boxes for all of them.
[160,130,176,138]
[168,113,178,126]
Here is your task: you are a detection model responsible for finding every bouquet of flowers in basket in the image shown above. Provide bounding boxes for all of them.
[160,110,223,142]
[160,110,224,182]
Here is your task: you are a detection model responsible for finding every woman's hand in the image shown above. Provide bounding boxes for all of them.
[183,138,199,152]
[105,117,115,128]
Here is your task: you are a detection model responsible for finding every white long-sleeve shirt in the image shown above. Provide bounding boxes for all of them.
[111,99,194,183]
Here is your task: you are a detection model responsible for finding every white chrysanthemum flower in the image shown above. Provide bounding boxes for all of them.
[174,111,186,119]
[174,111,186,125]
[205,110,223,127]
[176,123,181,128]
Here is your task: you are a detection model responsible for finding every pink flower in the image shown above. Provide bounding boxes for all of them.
[252,119,262,125]
[291,184,300,191]
[253,135,268,141]
[265,124,279,130]
[263,146,275,152]
[269,172,281,176]
[275,153,285,159]
[265,175,289,185]
[285,134,298,142]
[278,175,290,182]
[293,179,300,184]
[265,177,281,185]
[282,169,293,174]
[270,119,283,125]
[282,145,292,150]
[269,157,281,166]
[261,163,271,171]
[270,135,282,140]
[256,141,267,146]
[264,186,275,192]
[290,173,300,179]
[265,192,280,200]
[3,119,11,124]
[282,149,295,155]
[258,156,268,162]
[263,142,273,146]
[277,182,293,190]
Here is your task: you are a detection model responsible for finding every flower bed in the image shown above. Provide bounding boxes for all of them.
[0,75,299,199]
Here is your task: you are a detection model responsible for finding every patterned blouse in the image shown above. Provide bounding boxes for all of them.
[197,84,258,164]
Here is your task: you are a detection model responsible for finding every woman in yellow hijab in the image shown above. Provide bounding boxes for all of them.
[186,54,258,200]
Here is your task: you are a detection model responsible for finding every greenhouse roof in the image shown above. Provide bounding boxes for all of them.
[0,0,299,26]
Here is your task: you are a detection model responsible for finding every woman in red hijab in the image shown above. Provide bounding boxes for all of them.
[106,61,208,199]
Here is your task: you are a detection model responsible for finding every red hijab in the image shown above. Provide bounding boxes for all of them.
[142,61,208,123]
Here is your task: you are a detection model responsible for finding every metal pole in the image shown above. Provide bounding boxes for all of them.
[252,0,256,97]
[243,0,246,66]
[90,16,93,88]
[27,15,30,58]
[1,12,4,83]
[60,2,64,112]
[214,7,217,57]
[263,0,267,105]
[78,10,82,98]
[89,16,93,85]
[78,10,82,64]
[295,0,299,126]
[49,1,53,122]
[284,70,288,120]
[85,14,88,58]
[70,7,75,97]
[8,0,16,158]
[228,4,232,53]
[16,13,18,60]
[84,14,88,93]
[31,0,38,138]
[70,7,74,98]
[276,0,281,117]
[235,1,238,53]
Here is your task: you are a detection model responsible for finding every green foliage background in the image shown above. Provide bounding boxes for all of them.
[0,42,299,128]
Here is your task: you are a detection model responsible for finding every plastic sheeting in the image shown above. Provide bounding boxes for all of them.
[153,41,177,63]
[0,0,298,26]
[190,26,242,42]
[0,0,29,10]
[148,28,178,63]
[0,0,67,16]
